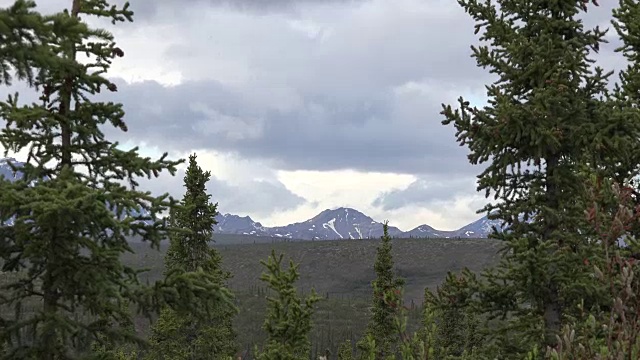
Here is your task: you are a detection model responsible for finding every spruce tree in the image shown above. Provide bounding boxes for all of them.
[358,221,405,359]
[0,1,233,358]
[146,154,237,360]
[338,340,354,360]
[254,250,321,360]
[427,271,482,359]
[610,0,640,229]
[541,1,640,357]
[441,0,618,354]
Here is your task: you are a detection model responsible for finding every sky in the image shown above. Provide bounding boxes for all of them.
[0,0,625,231]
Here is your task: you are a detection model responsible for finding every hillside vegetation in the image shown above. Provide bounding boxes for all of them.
[121,236,501,357]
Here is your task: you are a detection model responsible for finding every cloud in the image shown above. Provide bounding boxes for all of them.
[136,151,309,218]
[372,177,477,211]
[101,77,482,178]
[131,0,369,19]
[207,176,308,217]
[150,173,308,219]
[0,0,629,231]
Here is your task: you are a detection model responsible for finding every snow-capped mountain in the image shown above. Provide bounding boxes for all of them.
[451,215,504,238]
[0,158,25,181]
[0,158,504,239]
[404,224,451,238]
[211,207,504,240]
[213,213,269,236]
[266,207,404,240]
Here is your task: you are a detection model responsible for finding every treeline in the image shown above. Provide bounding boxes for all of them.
[1,0,640,359]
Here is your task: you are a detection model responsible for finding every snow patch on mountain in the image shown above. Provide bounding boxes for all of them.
[323,218,343,239]
[213,209,510,240]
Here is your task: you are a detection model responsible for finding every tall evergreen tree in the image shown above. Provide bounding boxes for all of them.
[541,1,640,357]
[0,1,233,358]
[610,0,640,231]
[254,250,321,360]
[441,0,620,354]
[146,154,237,360]
[427,271,482,359]
[358,222,405,359]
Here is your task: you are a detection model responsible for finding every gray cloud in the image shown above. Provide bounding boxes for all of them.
[140,168,308,218]
[129,0,368,19]
[0,0,365,25]
[0,0,629,219]
[372,177,476,211]
[4,0,625,182]
[103,77,479,177]
[206,177,308,217]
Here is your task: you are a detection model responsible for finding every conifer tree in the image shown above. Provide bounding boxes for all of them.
[254,250,321,360]
[146,154,237,360]
[338,340,355,360]
[544,177,640,359]
[0,1,233,358]
[427,271,482,359]
[610,0,640,230]
[541,1,640,357]
[441,0,619,354]
[358,222,405,359]
[91,301,139,359]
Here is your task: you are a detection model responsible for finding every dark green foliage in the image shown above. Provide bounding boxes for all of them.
[426,271,483,359]
[414,289,440,360]
[90,301,140,360]
[254,249,321,360]
[118,237,499,357]
[608,0,640,242]
[541,178,640,359]
[146,306,237,360]
[441,0,626,355]
[357,222,405,359]
[147,154,237,360]
[373,271,483,360]
[338,340,355,360]
[164,154,223,274]
[0,1,233,358]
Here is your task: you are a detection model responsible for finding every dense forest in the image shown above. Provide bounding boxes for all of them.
[1,0,640,359]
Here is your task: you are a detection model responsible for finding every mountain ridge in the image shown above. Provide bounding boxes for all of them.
[213,206,503,240]
[0,158,503,239]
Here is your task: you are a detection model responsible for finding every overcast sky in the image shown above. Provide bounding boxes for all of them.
[0,0,624,231]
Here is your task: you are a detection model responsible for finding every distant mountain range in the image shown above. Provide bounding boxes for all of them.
[213,207,503,240]
[0,158,504,239]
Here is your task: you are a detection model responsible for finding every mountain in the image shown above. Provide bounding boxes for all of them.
[0,157,503,239]
[267,207,404,240]
[212,207,505,240]
[212,207,404,240]
[404,224,450,238]
[213,213,269,236]
[0,158,24,181]
[451,215,504,238]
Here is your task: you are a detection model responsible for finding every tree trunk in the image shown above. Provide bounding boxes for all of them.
[42,2,82,358]
[543,154,562,346]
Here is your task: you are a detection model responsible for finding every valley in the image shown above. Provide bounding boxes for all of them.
[123,235,503,356]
